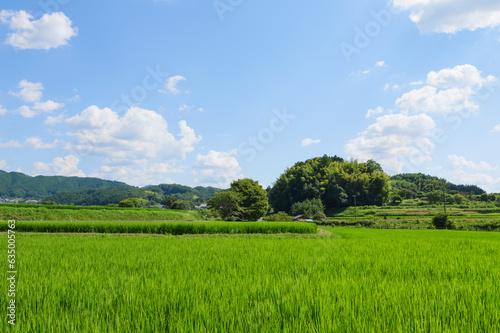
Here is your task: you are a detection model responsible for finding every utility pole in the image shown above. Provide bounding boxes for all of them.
[353,195,357,222]
[443,187,447,214]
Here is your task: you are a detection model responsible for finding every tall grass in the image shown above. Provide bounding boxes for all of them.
[1,229,498,332]
[0,221,317,235]
[0,206,201,221]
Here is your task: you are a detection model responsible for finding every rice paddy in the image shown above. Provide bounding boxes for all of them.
[1,228,499,332]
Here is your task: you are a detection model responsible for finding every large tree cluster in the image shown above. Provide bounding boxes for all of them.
[268,155,391,213]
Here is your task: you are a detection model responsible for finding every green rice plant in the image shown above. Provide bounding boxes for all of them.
[0,229,498,332]
[0,221,317,235]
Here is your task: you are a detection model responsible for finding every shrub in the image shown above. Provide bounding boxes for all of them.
[312,211,327,222]
[264,211,293,222]
[432,213,455,229]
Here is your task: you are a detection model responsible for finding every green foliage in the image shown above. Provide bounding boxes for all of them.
[291,198,325,217]
[0,205,201,221]
[312,211,327,222]
[263,211,293,222]
[269,155,390,212]
[432,213,455,229]
[0,221,316,235]
[162,195,193,210]
[0,170,128,199]
[391,173,485,196]
[3,230,499,332]
[230,179,269,221]
[208,191,241,220]
[390,195,403,206]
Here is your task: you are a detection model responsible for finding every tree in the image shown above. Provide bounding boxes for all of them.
[230,179,269,221]
[207,191,241,220]
[291,198,325,217]
[162,195,178,209]
[269,156,390,212]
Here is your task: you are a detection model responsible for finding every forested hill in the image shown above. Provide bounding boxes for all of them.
[0,170,129,199]
[44,183,223,206]
[390,173,485,196]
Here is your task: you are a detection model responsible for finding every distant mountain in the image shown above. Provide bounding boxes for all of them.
[0,170,225,206]
[44,183,224,206]
[0,170,129,200]
[391,173,486,196]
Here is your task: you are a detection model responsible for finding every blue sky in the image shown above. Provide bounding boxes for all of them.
[1,0,500,192]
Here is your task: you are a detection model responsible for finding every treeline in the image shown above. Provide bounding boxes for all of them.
[268,155,391,213]
[44,183,223,207]
[0,170,127,199]
[391,173,486,199]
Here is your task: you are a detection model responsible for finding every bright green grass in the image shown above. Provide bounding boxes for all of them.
[0,221,317,235]
[1,229,499,332]
[0,206,201,221]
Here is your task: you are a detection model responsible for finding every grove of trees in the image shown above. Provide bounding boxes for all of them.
[268,155,391,213]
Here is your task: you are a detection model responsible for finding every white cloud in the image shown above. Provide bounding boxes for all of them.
[393,0,500,33]
[45,113,65,125]
[0,105,6,116]
[345,113,437,173]
[0,160,7,169]
[445,157,500,193]
[10,80,43,102]
[376,61,387,67]
[68,94,80,103]
[395,65,494,114]
[0,10,77,50]
[24,137,60,149]
[411,81,424,85]
[15,105,36,118]
[301,138,321,146]
[33,100,64,112]
[32,155,85,177]
[160,75,186,94]
[426,64,495,88]
[493,124,500,133]
[66,106,201,164]
[448,155,497,172]
[0,140,23,148]
[92,163,183,187]
[194,149,243,188]
[366,107,385,118]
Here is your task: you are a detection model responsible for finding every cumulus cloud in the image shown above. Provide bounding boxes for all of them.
[446,155,500,192]
[160,75,186,94]
[0,105,7,116]
[0,140,23,148]
[395,65,495,114]
[92,163,183,187]
[33,100,65,112]
[45,113,65,125]
[448,155,497,172]
[10,80,43,102]
[376,61,387,67]
[301,138,321,146]
[345,113,437,173]
[194,149,243,188]
[32,155,85,177]
[493,124,500,133]
[393,0,500,33]
[25,137,60,149]
[65,106,201,164]
[0,10,77,50]
[347,65,496,177]
[366,107,385,118]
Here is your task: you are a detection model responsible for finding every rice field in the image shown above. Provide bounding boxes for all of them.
[0,220,317,235]
[1,228,499,332]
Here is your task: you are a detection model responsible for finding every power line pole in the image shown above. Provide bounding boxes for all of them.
[443,187,447,214]
[353,195,357,222]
